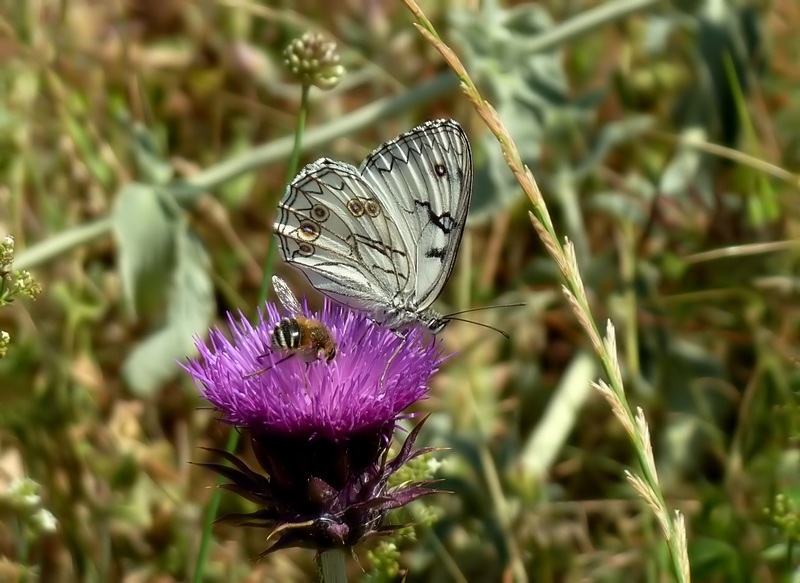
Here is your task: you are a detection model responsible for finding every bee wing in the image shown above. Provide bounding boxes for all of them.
[271,275,305,317]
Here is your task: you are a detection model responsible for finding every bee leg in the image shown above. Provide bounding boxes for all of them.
[242,366,270,379]
[241,353,294,379]
[302,362,311,394]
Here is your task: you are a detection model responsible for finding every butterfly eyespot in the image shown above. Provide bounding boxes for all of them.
[346,199,365,217]
[311,204,330,221]
[434,163,448,178]
[364,199,381,218]
[297,221,321,242]
[297,243,315,257]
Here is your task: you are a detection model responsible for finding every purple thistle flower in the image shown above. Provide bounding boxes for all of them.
[182,294,447,554]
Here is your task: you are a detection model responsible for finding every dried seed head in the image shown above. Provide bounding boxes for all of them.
[284,32,346,90]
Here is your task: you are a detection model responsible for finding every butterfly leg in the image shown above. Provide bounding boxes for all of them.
[379,332,409,392]
[352,319,379,350]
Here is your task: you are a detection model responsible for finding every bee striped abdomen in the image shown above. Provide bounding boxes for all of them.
[271,317,304,351]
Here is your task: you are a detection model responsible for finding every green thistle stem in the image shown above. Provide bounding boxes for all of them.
[287,84,311,184]
[192,427,240,583]
[257,82,311,304]
[318,549,348,583]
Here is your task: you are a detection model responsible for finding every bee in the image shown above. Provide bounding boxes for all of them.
[244,275,337,378]
[270,274,337,363]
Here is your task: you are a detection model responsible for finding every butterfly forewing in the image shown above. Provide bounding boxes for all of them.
[360,120,472,306]
[275,159,412,312]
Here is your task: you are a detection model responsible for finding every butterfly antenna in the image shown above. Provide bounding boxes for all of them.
[445,316,510,339]
[444,302,526,318]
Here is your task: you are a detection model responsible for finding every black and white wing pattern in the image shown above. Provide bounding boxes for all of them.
[273,119,473,334]
[360,119,472,310]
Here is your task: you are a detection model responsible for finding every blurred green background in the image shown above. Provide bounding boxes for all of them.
[2,0,800,581]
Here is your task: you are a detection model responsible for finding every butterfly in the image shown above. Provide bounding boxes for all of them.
[243,275,336,379]
[273,119,472,336]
